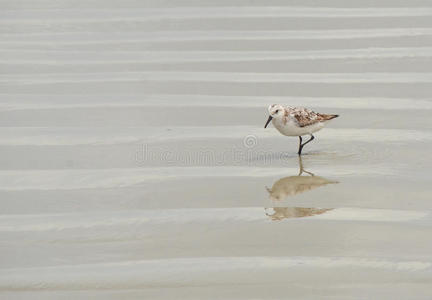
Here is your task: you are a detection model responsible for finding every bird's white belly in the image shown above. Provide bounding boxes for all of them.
[272,119,325,136]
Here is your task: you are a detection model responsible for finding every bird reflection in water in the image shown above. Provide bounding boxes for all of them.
[265,156,338,221]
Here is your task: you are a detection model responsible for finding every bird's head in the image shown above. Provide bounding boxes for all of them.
[264,104,284,128]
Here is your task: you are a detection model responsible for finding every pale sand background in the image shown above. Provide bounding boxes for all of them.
[1,0,432,299]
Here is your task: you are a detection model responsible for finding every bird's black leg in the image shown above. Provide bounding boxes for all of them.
[297,136,303,155]
[303,134,315,146]
[298,134,315,155]
[302,134,315,148]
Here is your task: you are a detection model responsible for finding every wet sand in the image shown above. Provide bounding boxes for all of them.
[1,0,432,299]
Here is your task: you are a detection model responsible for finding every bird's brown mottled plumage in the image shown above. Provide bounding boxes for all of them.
[285,107,339,128]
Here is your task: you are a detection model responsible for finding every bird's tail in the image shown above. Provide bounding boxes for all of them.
[321,114,339,121]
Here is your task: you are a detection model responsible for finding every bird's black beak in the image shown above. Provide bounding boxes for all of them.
[264,115,273,128]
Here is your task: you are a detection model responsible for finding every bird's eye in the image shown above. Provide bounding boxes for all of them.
[275,110,279,113]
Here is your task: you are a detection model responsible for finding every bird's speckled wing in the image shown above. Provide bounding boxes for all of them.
[285,107,337,127]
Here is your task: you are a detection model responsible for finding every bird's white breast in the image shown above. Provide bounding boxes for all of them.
[272,117,325,136]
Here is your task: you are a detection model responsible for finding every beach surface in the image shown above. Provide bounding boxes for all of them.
[1,0,432,299]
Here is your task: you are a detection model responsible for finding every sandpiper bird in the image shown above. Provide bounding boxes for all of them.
[264,104,339,155]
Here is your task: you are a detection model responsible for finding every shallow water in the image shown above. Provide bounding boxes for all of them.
[1,0,432,299]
